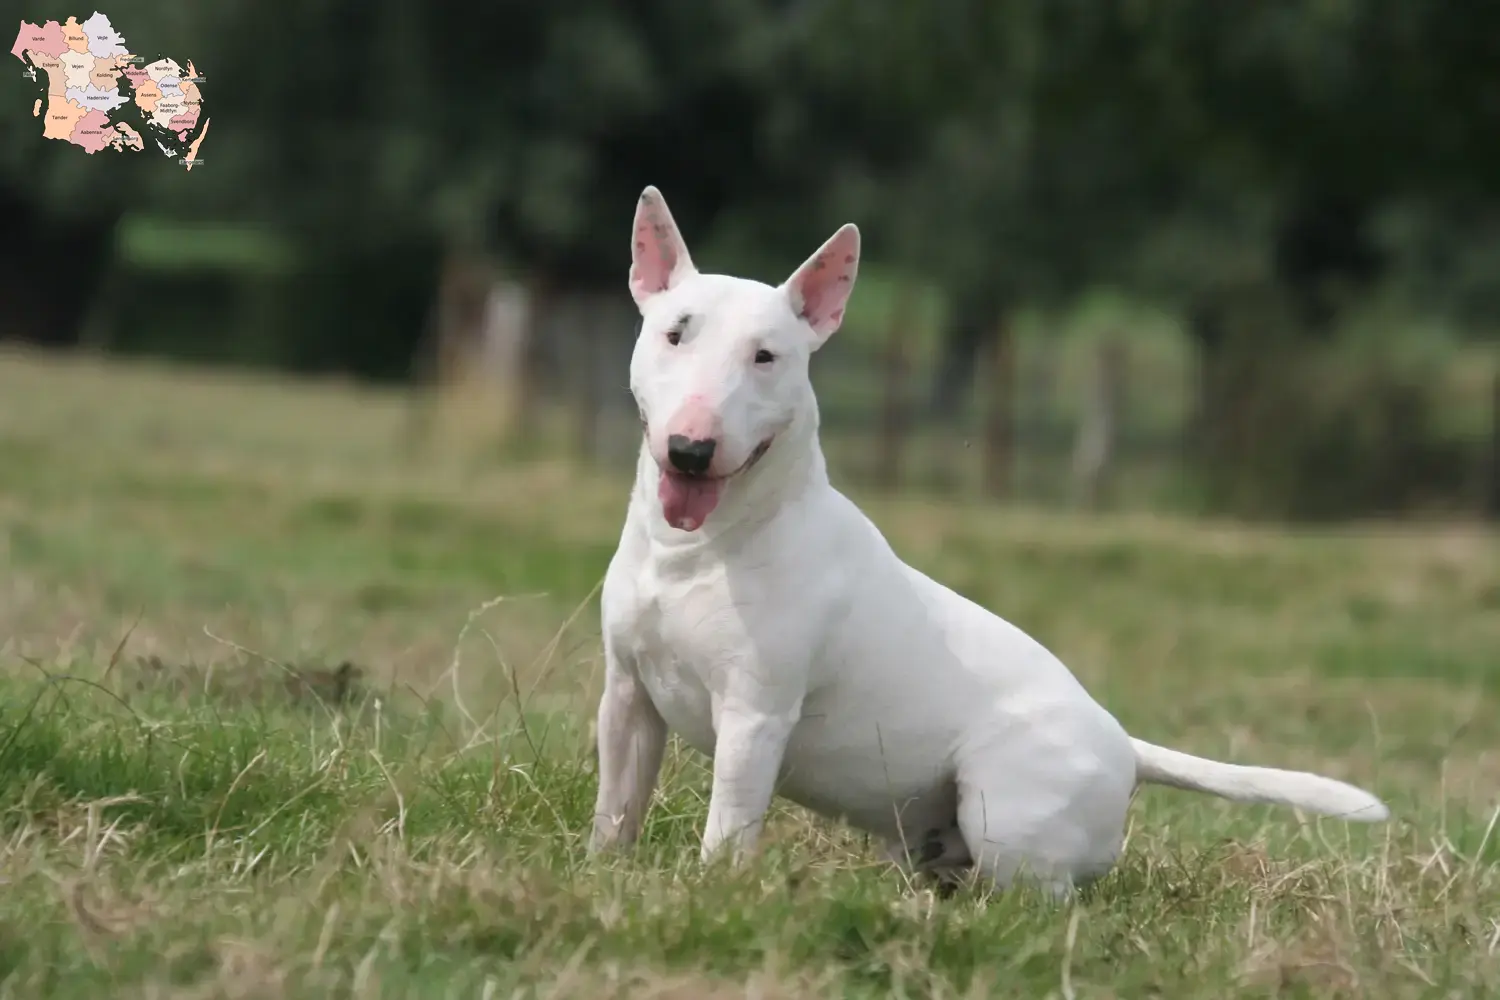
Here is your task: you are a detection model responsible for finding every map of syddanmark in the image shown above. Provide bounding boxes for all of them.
[11,12,208,171]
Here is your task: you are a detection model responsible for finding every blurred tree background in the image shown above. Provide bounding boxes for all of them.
[4,0,1499,520]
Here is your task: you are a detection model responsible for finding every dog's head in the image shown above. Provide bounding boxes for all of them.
[627,186,860,533]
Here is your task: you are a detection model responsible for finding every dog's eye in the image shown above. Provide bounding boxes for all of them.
[754,349,775,365]
[664,313,691,346]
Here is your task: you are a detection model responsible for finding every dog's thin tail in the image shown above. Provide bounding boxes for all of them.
[1131,739,1389,822]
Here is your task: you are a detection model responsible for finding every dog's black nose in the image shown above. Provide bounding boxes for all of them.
[667,435,716,475]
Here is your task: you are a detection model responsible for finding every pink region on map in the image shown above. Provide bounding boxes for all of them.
[111,122,143,151]
[169,108,200,136]
[11,20,68,61]
[121,63,148,88]
[70,108,114,153]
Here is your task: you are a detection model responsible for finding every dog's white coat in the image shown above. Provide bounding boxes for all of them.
[590,187,1389,895]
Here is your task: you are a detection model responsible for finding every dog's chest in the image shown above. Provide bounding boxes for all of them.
[612,564,753,755]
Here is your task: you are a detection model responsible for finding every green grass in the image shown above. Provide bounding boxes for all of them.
[0,346,1497,997]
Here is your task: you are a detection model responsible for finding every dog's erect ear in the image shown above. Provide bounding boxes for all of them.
[781,224,860,346]
[630,186,696,310]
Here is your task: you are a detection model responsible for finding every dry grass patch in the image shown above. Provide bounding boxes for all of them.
[0,350,1495,997]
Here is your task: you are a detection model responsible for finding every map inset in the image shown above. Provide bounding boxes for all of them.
[11,12,209,170]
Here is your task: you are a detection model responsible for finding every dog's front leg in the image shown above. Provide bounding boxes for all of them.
[700,699,800,864]
[589,642,667,854]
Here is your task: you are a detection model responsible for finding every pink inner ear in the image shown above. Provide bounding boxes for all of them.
[630,192,690,307]
[787,226,859,339]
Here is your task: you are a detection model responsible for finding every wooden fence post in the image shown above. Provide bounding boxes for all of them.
[982,313,1015,500]
[876,286,917,491]
[1487,367,1500,520]
[1071,335,1128,510]
[514,273,552,449]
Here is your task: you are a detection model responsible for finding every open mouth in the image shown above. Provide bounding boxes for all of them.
[658,438,772,532]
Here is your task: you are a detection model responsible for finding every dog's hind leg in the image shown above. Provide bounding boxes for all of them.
[954,748,1130,900]
[589,640,668,854]
[886,825,973,896]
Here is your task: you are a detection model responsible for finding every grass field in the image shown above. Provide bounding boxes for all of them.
[0,346,1497,998]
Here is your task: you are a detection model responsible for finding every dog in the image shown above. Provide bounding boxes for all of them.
[589,186,1389,897]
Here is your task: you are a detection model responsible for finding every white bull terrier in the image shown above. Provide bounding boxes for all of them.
[589,186,1389,896]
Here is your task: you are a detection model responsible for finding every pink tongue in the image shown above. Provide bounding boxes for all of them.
[659,472,723,532]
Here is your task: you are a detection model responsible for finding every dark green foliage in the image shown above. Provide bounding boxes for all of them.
[4,0,1500,518]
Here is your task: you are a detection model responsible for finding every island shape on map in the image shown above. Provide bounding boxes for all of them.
[11,12,208,170]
